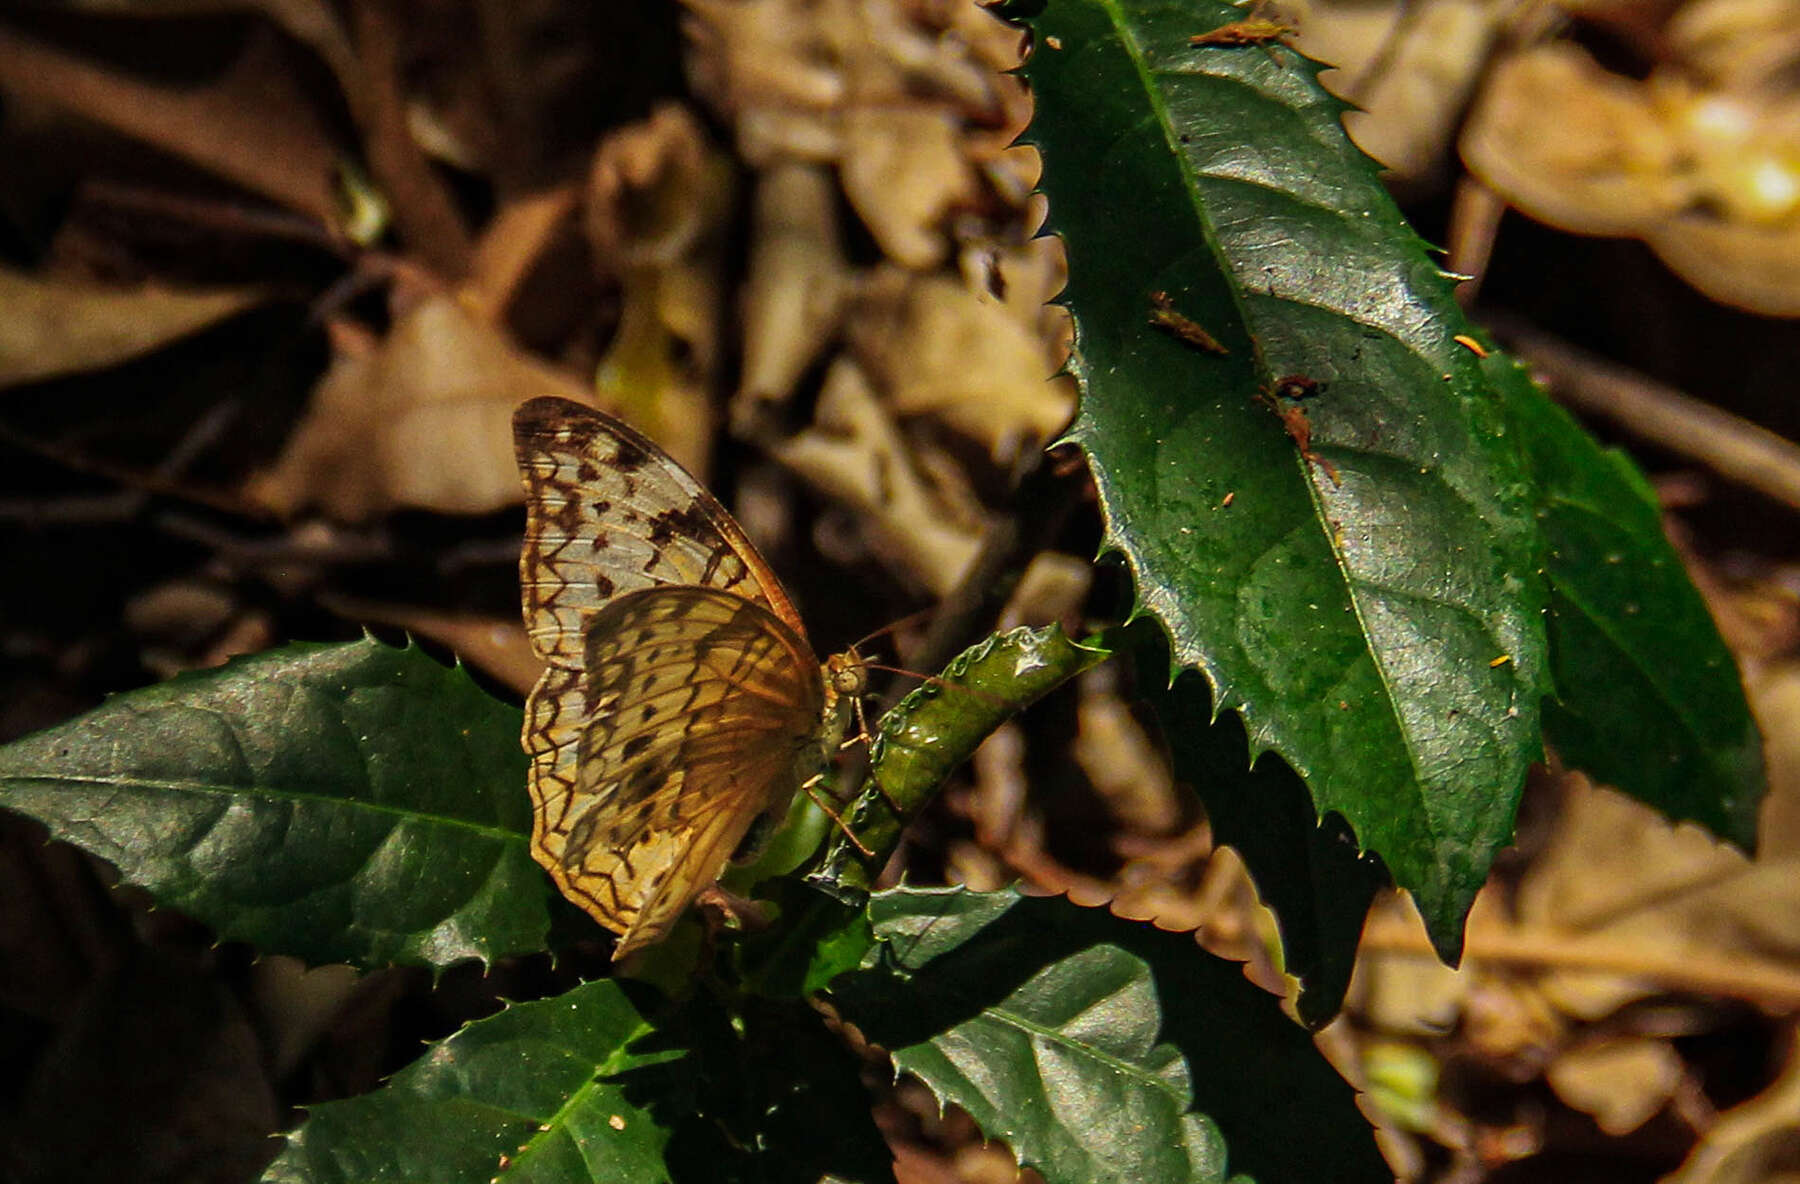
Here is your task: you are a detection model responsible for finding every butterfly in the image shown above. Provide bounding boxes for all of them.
[513,396,865,959]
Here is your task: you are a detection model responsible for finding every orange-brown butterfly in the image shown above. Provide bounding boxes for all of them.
[514,396,864,959]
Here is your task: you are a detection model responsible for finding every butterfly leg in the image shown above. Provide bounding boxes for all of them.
[695,884,772,937]
[842,693,907,816]
[798,771,876,857]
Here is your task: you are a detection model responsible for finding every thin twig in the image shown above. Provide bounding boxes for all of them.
[1362,913,1800,1011]
[1488,312,1800,512]
[908,443,1088,686]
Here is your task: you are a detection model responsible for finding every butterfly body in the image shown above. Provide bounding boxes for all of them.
[514,396,857,959]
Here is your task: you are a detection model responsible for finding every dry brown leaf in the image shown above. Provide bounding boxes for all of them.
[0,22,343,224]
[1545,1036,1684,1136]
[1753,662,1800,858]
[0,268,263,389]
[1461,43,1690,237]
[997,552,1092,633]
[462,186,580,323]
[1647,215,1800,317]
[1459,15,1800,315]
[319,596,539,695]
[1485,746,1800,1022]
[849,273,1073,460]
[739,162,852,413]
[1073,684,1181,834]
[247,957,361,1081]
[1300,0,1507,187]
[959,236,1071,355]
[839,106,974,269]
[1669,0,1800,92]
[684,0,846,119]
[1353,929,1469,1037]
[249,294,593,520]
[684,0,1008,273]
[586,105,734,476]
[768,357,983,595]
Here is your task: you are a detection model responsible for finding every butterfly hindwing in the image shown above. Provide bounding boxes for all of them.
[536,585,828,956]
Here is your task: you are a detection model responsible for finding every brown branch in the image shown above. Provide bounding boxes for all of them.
[1362,913,1800,1011]
[1488,313,1800,512]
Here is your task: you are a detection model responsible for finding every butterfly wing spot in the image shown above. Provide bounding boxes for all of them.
[610,434,650,471]
[619,761,669,804]
[563,810,602,870]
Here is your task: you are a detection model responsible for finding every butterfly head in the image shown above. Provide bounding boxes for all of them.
[824,650,868,702]
[817,649,870,767]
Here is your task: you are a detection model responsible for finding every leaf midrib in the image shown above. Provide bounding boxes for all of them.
[1085,0,1433,806]
[0,771,526,844]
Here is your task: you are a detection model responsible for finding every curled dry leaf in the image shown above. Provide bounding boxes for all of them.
[1461,15,1800,315]
[585,104,734,476]
[0,268,264,389]
[849,272,1075,461]
[739,162,852,415]
[683,0,1005,267]
[838,106,974,269]
[1296,0,1506,188]
[959,233,1072,358]
[249,294,593,520]
[585,104,729,270]
[678,0,1062,605]
[767,358,982,596]
[1461,43,1691,237]
[1543,1037,1685,1136]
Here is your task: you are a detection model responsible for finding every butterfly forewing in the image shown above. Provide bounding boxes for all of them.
[513,396,803,667]
[542,585,828,957]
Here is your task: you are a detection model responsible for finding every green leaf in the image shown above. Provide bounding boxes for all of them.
[1490,353,1765,844]
[263,980,893,1184]
[831,885,1387,1184]
[1137,646,1386,1028]
[745,624,1105,998]
[1023,0,1549,951]
[0,637,548,972]
[261,979,675,1184]
[816,624,1111,893]
[649,992,894,1184]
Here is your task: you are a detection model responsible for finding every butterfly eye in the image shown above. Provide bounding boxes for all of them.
[828,655,868,698]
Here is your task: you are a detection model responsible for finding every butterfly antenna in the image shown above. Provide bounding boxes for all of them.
[845,605,937,657]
